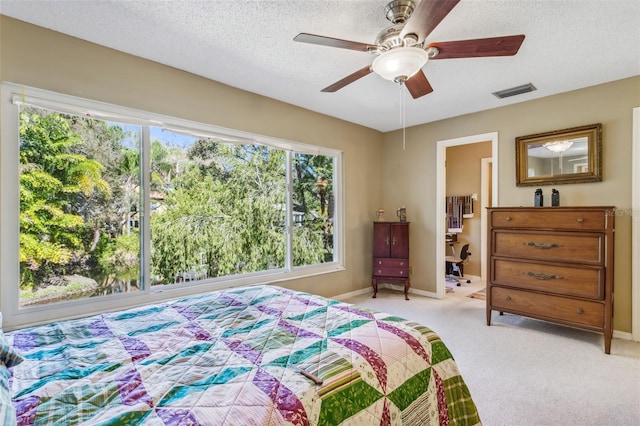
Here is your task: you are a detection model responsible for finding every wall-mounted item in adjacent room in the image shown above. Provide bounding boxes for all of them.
[515,123,602,186]
[446,195,474,232]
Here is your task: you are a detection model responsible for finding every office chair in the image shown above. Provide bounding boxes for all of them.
[445,243,471,286]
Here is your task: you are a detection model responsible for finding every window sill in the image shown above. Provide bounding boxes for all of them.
[3,263,345,331]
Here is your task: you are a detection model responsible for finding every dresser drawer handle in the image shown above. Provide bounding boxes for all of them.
[526,272,562,280]
[527,242,562,249]
[576,217,584,223]
[504,295,511,301]
[504,216,512,222]
[576,308,584,315]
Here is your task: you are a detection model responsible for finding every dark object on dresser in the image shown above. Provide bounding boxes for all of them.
[486,206,615,353]
[372,222,410,300]
[534,188,543,206]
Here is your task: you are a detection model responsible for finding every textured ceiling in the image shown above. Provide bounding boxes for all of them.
[1,0,639,132]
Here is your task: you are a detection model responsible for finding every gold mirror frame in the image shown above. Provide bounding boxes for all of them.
[515,123,602,187]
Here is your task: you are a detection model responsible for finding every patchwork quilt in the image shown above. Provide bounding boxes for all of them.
[6,285,480,425]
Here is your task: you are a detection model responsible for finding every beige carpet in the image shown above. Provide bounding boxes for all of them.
[344,278,640,426]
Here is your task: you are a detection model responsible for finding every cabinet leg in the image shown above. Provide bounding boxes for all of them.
[404,280,410,300]
[604,330,612,354]
[371,279,377,298]
[486,309,492,326]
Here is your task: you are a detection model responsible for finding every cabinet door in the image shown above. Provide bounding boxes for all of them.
[373,223,391,258]
[391,223,409,259]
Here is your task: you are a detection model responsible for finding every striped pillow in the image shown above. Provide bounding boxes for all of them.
[0,367,16,426]
[0,313,24,368]
[0,312,19,426]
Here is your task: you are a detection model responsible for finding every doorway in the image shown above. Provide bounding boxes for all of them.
[435,132,498,299]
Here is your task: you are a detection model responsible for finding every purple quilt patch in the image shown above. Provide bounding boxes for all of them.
[253,368,308,425]
[14,395,39,425]
[87,318,115,339]
[10,332,40,352]
[155,408,201,426]
[376,321,431,365]
[119,337,151,363]
[331,338,388,391]
[116,367,154,407]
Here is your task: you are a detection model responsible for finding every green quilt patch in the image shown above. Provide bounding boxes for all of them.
[431,341,453,364]
[387,367,432,411]
[318,378,383,426]
[444,375,482,425]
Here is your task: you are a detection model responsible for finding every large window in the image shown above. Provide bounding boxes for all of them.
[18,106,143,307]
[1,84,342,328]
[147,130,290,285]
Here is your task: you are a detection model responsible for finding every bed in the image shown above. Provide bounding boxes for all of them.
[2,285,480,425]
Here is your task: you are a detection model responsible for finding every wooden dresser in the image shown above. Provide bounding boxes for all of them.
[372,222,410,300]
[486,207,615,353]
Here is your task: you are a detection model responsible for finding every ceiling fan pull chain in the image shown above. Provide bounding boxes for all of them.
[401,83,406,151]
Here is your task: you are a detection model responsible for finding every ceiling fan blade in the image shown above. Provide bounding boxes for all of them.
[294,33,377,52]
[405,70,434,99]
[321,66,373,92]
[427,35,526,59]
[400,0,460,43]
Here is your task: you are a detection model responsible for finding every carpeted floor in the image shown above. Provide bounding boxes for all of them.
[344,277,640,426]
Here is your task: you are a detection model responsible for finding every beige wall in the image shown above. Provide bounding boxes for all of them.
[446,142,492,276]
[2,16,639,334]
[0,16,383,301]
[383,75,640,333]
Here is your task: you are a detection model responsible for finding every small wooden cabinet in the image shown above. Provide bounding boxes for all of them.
[372,222,410,300]
[486,207,615,353]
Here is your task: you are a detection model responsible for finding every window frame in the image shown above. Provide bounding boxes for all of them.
[0,82,344,330]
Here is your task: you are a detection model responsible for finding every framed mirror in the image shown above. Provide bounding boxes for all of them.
[515,123,602,186]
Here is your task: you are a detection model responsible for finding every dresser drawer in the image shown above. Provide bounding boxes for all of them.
[373,267,409,278]
[490,209,608,230]
[491,287,603,328]
[374,258,408,268]
[373,257,409,277]
[492,258,604,299]
[492,230,604,264]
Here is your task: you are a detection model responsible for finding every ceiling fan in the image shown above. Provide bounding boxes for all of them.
[294,0,525,99]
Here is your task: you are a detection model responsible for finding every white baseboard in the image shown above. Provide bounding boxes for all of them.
[334,284,440,301]
[409,287,439,298]
[612,329,633,341]
[332,287,371,301]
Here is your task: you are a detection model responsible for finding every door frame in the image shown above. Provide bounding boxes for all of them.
[480,157,493,282]
[435,132,498,299]
[632,107,639,341]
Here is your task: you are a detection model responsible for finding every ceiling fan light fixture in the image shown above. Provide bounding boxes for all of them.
[372,47,429,83]
[543,140,574,153]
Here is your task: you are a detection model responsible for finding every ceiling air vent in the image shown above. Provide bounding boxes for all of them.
[492,83,536,99]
